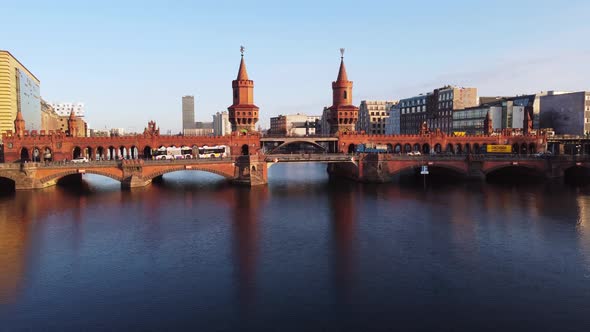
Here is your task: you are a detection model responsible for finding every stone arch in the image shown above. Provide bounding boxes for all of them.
[473,143,480,154]
[422,144,430,154]
[484,163,544,176]
[413,143,421,152]
[386,143,393,153]
[394,144,402,153]
[455,144,462,154]
[446,143,454,154]
[85,146,93,160]
[130,146,138,159]
[348,144,356,154]
[512,143,519,154]
[390,164,468,177]
[434,143,442,153]
[143,146,153,159]
[241,144,249,156]
[39,169,124,184]
[529,143,536,154]
[20,147,30,162]
[96,146,105,161]
[108,146,116,160]
[521,143,528,155]
[119,146,127,159]
[465,143,471,154]
[271,140,328,154]
[143,167,234,182]
[72,146,82,159]
[404,143,412,153]
[251,165,257,172]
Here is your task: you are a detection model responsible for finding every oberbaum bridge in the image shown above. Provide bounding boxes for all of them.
[1,51,589,190]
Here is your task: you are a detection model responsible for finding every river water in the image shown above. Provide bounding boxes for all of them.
[1,163,590,331]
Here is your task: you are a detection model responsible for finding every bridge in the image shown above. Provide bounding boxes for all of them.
[1,150,589,190]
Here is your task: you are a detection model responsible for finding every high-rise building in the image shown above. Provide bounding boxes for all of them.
[357,100,397,134]
[182,95,195,133]
[429,86,478,134]
[540,91,590,136]
[327,52,358,134]
[0,50,41,134]
[213,111,232,136]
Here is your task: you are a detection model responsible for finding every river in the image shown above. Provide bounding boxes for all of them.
[1,163,589,331]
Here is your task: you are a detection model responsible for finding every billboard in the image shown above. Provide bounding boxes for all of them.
[17,68,41,130]
[487,145,512,153]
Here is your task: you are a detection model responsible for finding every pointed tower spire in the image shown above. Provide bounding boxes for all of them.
[483,111,493,135]
[336,48,348,82]
[237,46,249,80]
[68,109,77,137]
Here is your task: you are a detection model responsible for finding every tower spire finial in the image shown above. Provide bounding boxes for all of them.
[340,48,345,59]
[240,45,245,57]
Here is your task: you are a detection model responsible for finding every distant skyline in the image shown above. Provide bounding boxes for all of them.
[3,0,590,132]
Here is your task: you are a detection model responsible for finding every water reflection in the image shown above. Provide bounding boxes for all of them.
[1,166,590,330]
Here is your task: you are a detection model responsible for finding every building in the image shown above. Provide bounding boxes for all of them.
[327,52,358,134]
[213,111,232,136]
[319,107,330,135]
[269,114,321,136]
[110,128,125,136]
[429,86,478,134]
[400,94,430,134]
[540,91,590,136]
[452,104,503,135]
[0,50,41,134]
[227,51,259,133]
[89,129,110,137]
[182,95,195,133]
[385,102,401,135]
[40,99,60,132]
[357,100,397,134]
[50,102,85,117]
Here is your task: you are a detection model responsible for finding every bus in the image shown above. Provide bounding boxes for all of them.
[198,145,229,158]
[356,143,388,153]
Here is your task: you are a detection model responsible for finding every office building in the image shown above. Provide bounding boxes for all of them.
[270,113,321,136]
[182,95,195,133]
[357,100,397,135]
[429,86,478,134]
[50,102,85,117]
[400,94,430,134]
[540,91,590,136]
[0,50,41,134]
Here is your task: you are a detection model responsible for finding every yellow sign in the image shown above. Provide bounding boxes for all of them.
[453,132,466,137]
[487,145,512,153]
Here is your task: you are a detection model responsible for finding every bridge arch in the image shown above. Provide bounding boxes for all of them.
[142,166,235,182]
[404,143,412,153]
[434,143,442,154]
[271,140,328,154]
[413,143,421,152]
[143,146,153,159]
[473,143,480,154]
[391,164,468,177]
[96,146,105,160]
[465,143,471,154]
[39,169,124,185]
[422,144,430,154]
[386,144,393,153]
[456,144,462,154]
[242,144,249,155]
[394,144,402,153]
[0,176,16,192]
[484,163,545,179]
[446,143,454,154]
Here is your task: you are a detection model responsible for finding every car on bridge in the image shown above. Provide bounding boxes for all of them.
[155,155,174,160]
[407,151,421,156]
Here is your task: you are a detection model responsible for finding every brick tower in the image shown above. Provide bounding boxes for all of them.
[67,110,77,137]
[14,110,25,137]
[228,47,259,133]
[328,49,358,135]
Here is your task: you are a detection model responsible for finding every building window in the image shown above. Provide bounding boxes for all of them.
[344,91,347,99]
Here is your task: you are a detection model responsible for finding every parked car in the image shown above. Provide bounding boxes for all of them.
[71,157,89,163]
[155,155,174,160]
[407,151,421,156]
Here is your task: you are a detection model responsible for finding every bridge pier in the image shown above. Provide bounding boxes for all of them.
[121,175,152,189]
[232,155,268,186]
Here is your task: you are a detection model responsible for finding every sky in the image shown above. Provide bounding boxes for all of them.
[3,0,590,132]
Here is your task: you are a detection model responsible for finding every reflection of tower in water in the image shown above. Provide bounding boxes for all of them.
[230,186,268,308]
[329,184,357,303]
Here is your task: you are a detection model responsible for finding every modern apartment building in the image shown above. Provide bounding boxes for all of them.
[50,102,85,117]
[213,111,232,136]
[540,91,590,136]
[0,50,41,134]
[429,86,478,134]
[182,95,195,133]
[357,100,397,135]
[399,94,429,134]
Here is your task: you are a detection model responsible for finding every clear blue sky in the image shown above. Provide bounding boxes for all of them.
[3,0,589,132]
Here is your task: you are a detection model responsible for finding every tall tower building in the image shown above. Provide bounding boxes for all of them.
[327,49,358,134]
[182,95,195,132]
[228,47,259,133]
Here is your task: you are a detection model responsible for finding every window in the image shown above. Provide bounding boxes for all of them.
[344,91,347,99]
